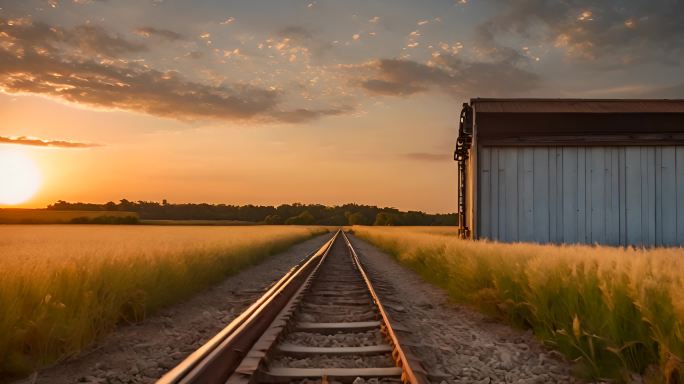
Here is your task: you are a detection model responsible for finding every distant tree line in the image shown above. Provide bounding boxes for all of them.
[69,215,139,225]
[46,200,456,226]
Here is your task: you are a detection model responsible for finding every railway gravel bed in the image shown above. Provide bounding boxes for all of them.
[347,233,588,384]
[13,234,333,384]
[270,355,396,369]
[289,378,401,384]
[239,234,411,383]
[282,330,385,347]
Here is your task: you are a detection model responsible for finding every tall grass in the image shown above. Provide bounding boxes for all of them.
[0,225,327,379]
[353,226,684,383]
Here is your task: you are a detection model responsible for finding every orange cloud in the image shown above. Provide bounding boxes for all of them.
[0,136,101,148]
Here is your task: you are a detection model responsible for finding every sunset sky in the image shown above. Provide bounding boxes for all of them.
[1,0,683,212]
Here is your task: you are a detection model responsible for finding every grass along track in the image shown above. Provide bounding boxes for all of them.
[0,225,328,380]
[352,226,684,383]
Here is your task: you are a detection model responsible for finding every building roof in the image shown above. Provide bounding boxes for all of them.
[468,98,684,145]
[471,98,684,114]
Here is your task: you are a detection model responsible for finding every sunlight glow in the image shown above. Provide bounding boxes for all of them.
[0,149,42,205]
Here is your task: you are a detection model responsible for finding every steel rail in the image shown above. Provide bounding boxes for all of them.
[341,231,429,384]
[157,230,339,384]
[158,229,426,384]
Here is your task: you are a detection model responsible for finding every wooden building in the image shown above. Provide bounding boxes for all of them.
[455,99,684,246]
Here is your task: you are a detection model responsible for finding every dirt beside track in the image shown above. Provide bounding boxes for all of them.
[347,234,587,384]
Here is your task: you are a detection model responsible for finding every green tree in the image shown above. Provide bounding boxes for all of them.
[285,210,315,225]
[264,214,284,225]
[318,215,347,226]
[346,212,368,225]
[374,212,401,226]
[45,199,457,226]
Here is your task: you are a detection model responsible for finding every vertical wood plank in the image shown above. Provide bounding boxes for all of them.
[625,147,642,245]
[655,147,662,246]
[498,149,506,241]
[660,147,677,245]
[548,147,558,243]
[562,147,578,243]
[515,148,521,241]
[504,148,519,242]
[585,148,592,243]
[557,147,564,243]
[521,148,534,241]
[577,147,587,242]
[641,147,649,244]
[590,147,606,244]
[491,148,500,241]
[645,147,657,245]
[533,147,550,243]
[479,147,491,240]
[619,147,627,245]
[607,148,614,234]
[516,148,524,240]
[677,147,684,244]
[607,147,620,245]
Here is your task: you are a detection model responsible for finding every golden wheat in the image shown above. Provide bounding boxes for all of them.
[352,226,684,382]
[0,225,327,378]
[0,209,137,224]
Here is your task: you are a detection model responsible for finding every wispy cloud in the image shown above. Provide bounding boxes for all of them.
[270,106,353,123]
[0,136,101,148]
[220,17,235,25]
[133,27,184,41]
[275,26,332,59]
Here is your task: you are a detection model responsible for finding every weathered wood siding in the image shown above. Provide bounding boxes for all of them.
[478,146,684,246]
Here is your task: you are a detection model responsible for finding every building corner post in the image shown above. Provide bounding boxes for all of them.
[455,102,473,239]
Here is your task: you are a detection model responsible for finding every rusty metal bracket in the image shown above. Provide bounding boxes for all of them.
[454,102,473,239]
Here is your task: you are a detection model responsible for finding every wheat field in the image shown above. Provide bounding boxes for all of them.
[0,209,138,224]
[352,226,684,383]
[0,225,327,378]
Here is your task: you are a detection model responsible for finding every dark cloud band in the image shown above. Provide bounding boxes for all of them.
[357,56,540,98]
[133,27,184,41]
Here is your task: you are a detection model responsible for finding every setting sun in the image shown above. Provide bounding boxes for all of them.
[0,149,42,205]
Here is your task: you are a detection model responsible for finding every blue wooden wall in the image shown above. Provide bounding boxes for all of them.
[477,146,684,246]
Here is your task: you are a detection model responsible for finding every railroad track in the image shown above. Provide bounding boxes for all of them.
[157,230,428,384]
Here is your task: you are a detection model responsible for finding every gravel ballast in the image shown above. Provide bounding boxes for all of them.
[347,233,586,384]
[14,233,333,384]
[282,330,385,348]
[271,354,396,369]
